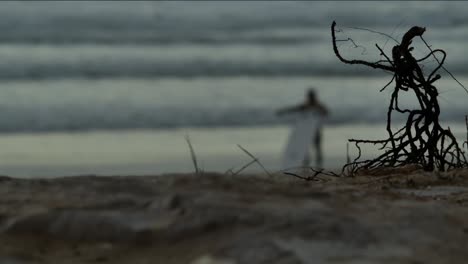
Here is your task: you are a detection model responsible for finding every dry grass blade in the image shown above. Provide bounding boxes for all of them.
[465,115,468,150]
[231,160,257,176]
[185,135,200,175]
[237,144,272,177]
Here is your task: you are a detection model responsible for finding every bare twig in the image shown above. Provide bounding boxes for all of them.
[282,166,341,182]
[231,159,257,176]
[342,25,400,44]
[309,167,341,177]
[237,144,272,177]
[284,171,321,182]
[420,36,468,95]
[335,37,367,55]
[331,21,394,72]
[383,19,406,51]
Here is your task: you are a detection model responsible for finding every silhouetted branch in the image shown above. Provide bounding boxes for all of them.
[331,21,394,72]
[331,21,468,174]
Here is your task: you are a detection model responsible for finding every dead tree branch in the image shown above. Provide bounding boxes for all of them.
[331,21,468,174]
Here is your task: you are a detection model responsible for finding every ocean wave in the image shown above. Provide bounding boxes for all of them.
[0,33,323,46]
[0,106,463,133]
[1,2,468,45]
[0,61,386,80]
[0,59,466,80]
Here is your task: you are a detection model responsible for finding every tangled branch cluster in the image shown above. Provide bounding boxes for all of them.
[331,21,468,173]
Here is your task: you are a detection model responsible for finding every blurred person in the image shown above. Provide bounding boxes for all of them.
[277,88,329,169]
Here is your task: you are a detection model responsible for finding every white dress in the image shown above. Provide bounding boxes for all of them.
[282,110,323,170]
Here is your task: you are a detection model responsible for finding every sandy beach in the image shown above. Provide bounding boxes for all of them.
[0,2,468,263]
[0,168,468,264]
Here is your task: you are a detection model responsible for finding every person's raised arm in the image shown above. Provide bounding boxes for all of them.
[276,104,305,116]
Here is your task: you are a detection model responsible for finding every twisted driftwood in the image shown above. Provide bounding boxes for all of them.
[331,21,468,173]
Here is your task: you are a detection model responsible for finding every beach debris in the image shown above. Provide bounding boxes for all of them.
[331,21,468,173]
[283,167,339,182]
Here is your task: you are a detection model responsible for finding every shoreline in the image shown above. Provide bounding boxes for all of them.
[0,122,465,178]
